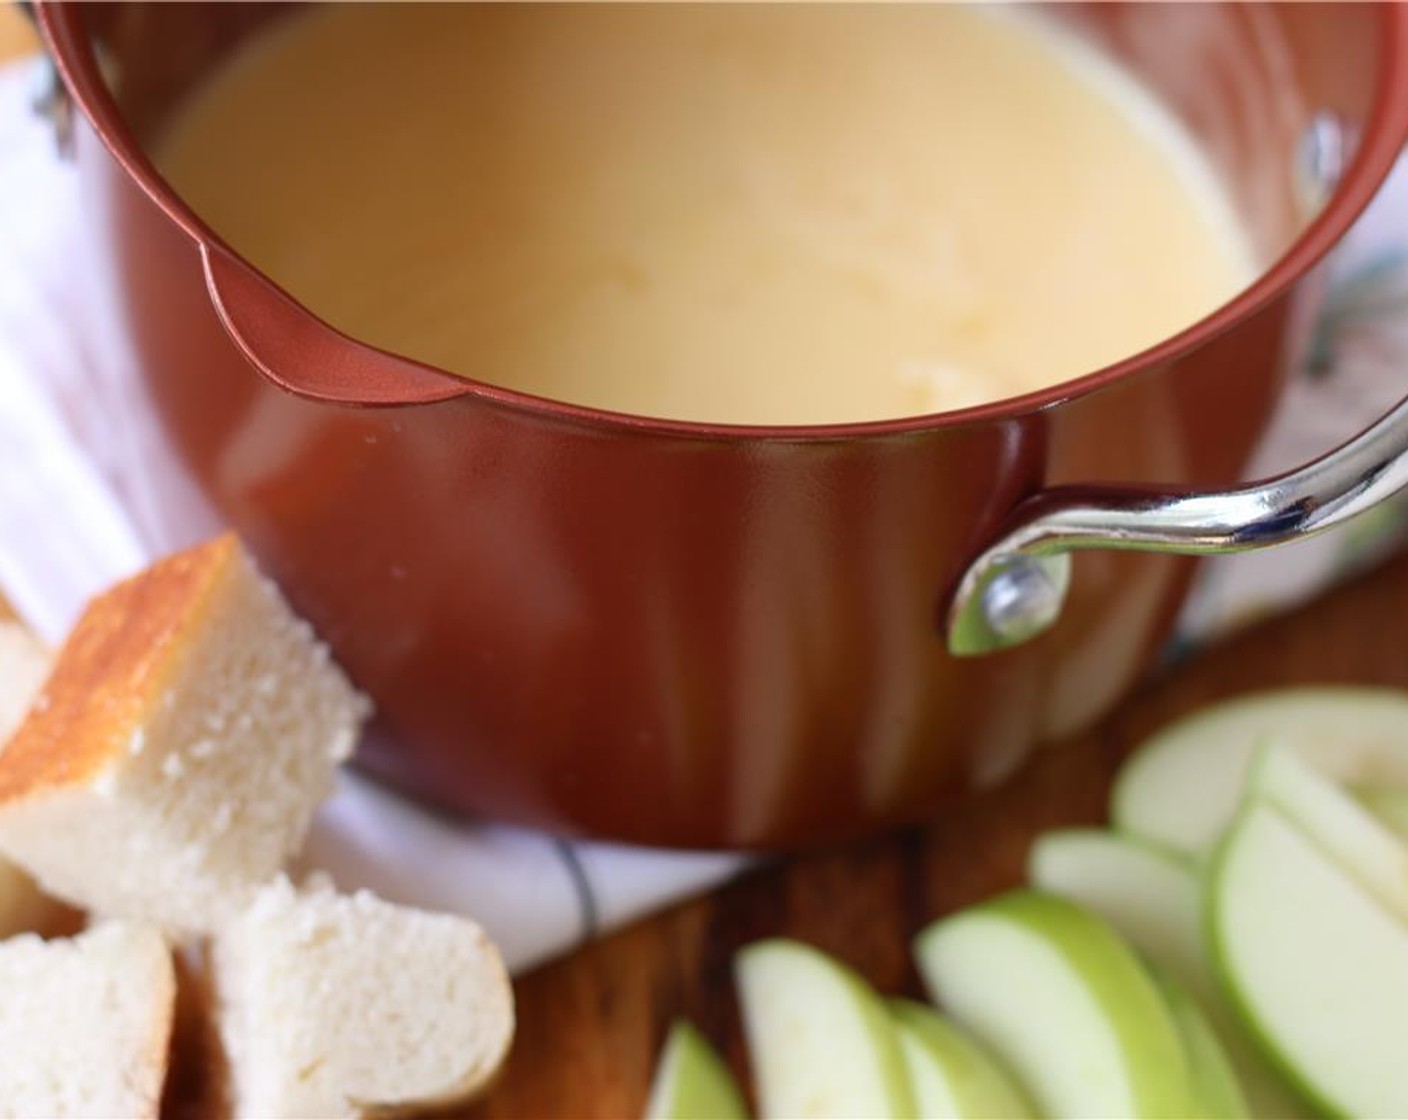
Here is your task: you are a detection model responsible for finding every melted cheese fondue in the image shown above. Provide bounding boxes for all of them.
[158,3,1254,425]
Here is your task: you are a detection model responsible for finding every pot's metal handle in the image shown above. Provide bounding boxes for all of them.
[947,393,1408,655]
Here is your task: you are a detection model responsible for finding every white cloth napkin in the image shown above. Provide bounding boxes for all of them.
[1,55,1406,973]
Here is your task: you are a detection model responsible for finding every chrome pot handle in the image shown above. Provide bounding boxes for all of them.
[947,393,1408,655]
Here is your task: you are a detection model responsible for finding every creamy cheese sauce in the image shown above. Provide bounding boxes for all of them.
[158,3,1255,424]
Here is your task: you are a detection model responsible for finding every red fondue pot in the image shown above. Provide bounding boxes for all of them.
[32,2,1408,847]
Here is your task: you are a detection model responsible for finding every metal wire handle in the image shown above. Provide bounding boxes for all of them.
[947,393,1408,655]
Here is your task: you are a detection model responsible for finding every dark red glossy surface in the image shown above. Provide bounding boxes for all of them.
[38,2,1408,846]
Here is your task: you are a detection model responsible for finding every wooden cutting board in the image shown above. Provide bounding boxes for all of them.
[466,545,1408,1118]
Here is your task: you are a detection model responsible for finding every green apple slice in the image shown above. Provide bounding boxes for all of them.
[1111,687,1408,859]
[1027,830,1308,1119]
[1250,742,1408,927]
[915,891,1194,1119]
[645,1020,749,1120]
[889,999,1035,1119]
[1147,970,1247,1120]
[1356,784,1408,842]
[736,939,915,1119]
[1028,831,1204,997]
[1209,804,1408,1118]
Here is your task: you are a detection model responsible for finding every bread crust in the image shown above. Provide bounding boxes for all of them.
[0,536,239,803]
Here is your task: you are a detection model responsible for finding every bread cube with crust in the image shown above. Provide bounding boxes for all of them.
[0,534,368,937]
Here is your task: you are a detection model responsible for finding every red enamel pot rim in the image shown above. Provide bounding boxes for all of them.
[35,0,1408,439]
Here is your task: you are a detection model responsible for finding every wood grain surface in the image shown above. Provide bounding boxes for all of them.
[467,545,1408,1118]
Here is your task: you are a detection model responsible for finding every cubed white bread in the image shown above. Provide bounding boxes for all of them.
[0,921,175,1119]
[213,877,514,1119]
[0,619,64,938]
[0,534,369,938]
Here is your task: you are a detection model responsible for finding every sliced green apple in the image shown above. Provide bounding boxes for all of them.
[1249,742,1408,927]
[1111,687,1408,859]
[1147,969,1247,1120]
[889,999,1035,1119]
[645,1020,750,1120]
[1028,830,1204,997]
[1209,803,1408,1118]
[915,891,1194,1119]
[1356,783,1408,843]
[736,939,915,1119]
[1027,830,1307,1119]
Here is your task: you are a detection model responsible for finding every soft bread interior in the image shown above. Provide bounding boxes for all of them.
[0,921,175,1119]
[215,878,514,1119]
